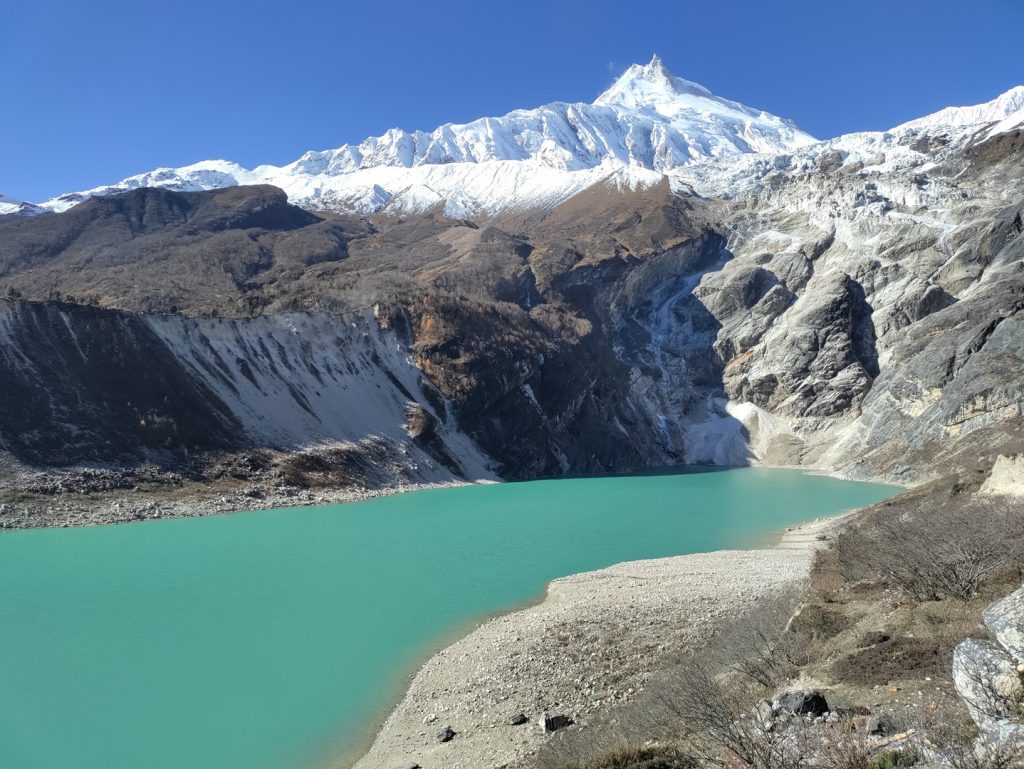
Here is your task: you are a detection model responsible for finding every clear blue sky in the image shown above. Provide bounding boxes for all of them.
[4,0,1022,201]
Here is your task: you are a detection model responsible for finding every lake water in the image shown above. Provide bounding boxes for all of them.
[0,468,899,769]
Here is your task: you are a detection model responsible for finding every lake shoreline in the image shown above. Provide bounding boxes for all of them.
[347,512,851,769]
[0,462,864,531]
[0,477,476,530]
[0,466,897,769]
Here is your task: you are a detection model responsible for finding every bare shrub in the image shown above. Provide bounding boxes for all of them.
[712,587,811,689]
[646,661,813,769]
[538,739,696,769]
[865,748,920,769]
[833,497,1024,601]
[536,720,635,769]
[809,548,847,602]
[788,605,852,642]
[535,589,811,769]
[904,695,1024,769]
[816,723,918,769]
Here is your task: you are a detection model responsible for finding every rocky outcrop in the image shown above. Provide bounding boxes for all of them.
[951,585,1024,762]
[0,111,1022,518]
[724,271,878,418]
[953,639,1022,724]
[984,586,1024,665]
[981,454,1024,495]
[0,298,495,509]
[772,690,830,717]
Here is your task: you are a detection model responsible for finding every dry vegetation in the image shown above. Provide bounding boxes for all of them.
[833,496,1024,601]
[535,486,1024,769]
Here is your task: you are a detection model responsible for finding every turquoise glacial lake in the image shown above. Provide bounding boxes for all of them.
[0,468,899,769]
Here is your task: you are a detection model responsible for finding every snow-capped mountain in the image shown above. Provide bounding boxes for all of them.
[592,55,812,155]
[33,56,815,218]
[674,82,1024,204]
[896,85,1024,135]
[2,58,1024,518]
[0,193,43,217]
[16,59,1024,221]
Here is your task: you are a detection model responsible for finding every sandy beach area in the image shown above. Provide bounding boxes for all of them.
[350,515,843,769]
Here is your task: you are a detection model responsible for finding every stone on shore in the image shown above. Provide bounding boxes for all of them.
[352,544,821,769]
[540,713,574,733]
[773,689,830,717]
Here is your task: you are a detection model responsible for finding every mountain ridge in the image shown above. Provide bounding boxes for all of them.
[27,56,816,217]
[12,59,1023,224]
[0,64,1022,526]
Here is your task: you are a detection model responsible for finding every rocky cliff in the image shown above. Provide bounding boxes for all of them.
[1,97,1022,524]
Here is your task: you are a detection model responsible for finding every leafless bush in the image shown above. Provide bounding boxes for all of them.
[536,590,811,769]
[713,587,812,688]
[816,723,918,769]
[834,497,1024,601]
[536,718,636,769]
[904,695,1024,769]
[647,661,814,769]
[538,736,696,769]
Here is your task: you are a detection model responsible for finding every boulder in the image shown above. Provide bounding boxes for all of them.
[952,638,1022,726]
[437,726,456,743]
[772,690,830,717]
[975,719,1024,763]
[509,713,529,726]
[539,713,574,733]
[983,584,1024,663]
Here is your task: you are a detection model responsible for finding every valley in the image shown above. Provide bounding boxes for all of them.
[1,53,1023,769]
[1,64,1022,524]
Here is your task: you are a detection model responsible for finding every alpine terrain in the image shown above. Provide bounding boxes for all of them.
[1,55,1022,526]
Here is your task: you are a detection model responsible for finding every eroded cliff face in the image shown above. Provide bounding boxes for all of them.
[0,118,1021,521]
[0,299,495,519]
[684,119,1024,482]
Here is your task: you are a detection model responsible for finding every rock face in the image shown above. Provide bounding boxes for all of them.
[984,586,1024,663]
[0,300,241,464]
[1,93,1023,519]
[0,298,494,485]
[981,454,1024,495]
[950,585,1024,761]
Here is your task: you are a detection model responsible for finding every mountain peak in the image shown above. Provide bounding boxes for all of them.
[28,57,816,218]
[594,55,713,109]
[0,192,43,217]
[896,84,1024,135]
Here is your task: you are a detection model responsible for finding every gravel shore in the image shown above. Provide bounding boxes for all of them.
[349,517,840,769]
[0,476,472,529]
